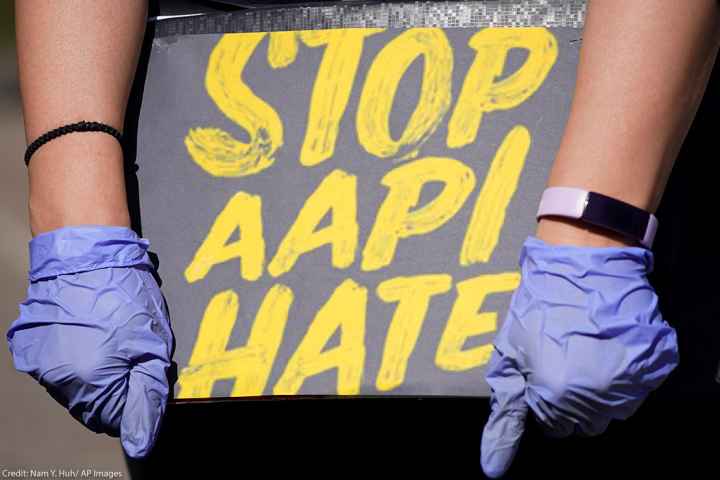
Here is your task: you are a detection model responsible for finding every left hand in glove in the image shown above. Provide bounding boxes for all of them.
[6,225,174,459]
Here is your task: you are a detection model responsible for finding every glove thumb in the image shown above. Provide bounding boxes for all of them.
[481,351,529,478]
[120,360,169,459]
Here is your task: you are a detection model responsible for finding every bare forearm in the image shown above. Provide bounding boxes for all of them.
[537,0,720,247]
[15,0,148,237]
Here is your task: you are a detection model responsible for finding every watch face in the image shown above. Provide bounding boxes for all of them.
[582,191,650,241]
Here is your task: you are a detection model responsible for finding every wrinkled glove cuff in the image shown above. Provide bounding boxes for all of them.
[28,225,153,282]
[519,235,655,276]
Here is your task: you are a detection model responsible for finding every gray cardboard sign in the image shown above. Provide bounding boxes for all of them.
[136,19,582,399]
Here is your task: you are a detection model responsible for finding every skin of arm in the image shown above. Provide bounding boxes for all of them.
[15,0,148,237]
[536,0,720,248]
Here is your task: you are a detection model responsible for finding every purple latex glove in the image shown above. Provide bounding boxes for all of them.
[6,225,174,459]
[480,235,679,478]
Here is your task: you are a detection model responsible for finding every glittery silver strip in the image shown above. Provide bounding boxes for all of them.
[153,1,587,37]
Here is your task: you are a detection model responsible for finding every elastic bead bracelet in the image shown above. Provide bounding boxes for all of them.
[24,120,124,167]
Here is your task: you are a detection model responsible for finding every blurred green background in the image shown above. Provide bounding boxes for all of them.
[0,2,14,44]
[0,2,128,475]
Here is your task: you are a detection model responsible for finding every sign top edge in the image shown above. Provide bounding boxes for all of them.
[150,0,587,37]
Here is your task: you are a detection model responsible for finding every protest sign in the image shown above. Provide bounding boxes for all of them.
[134,1,586,399]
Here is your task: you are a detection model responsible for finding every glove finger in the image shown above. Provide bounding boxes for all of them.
[77,373,128,436]
[120,358,170,459]
[532,412,572,439]
[524,385,575,439]
[26,326,129,436]
[481,349,529,479]
[526,383,613,439]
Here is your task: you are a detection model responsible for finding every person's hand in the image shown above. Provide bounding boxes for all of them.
[6,225,174,459]
[480,235,679,478]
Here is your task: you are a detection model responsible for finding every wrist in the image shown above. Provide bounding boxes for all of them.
[27,133,131,237]
[29,207,131,238]
[535,216,641,248]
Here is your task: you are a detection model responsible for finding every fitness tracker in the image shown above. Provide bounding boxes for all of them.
[536,186,659,249]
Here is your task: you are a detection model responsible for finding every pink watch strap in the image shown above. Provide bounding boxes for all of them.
[536,186,589,220]
[536,186,658,249]
[642,214,659,249]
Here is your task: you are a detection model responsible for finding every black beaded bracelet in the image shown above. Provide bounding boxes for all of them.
[24,120,123,167]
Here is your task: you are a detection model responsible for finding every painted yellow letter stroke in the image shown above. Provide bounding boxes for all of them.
[300,28,384,166]
[274,278,367,395]
[460,125,531,265]
[357,28,453,160]
[436,272,521,371]
[186,33,283,177]
[177,285,293,398]
[268,169,358,277]
[376,274,452,391]
[362,156,475,271]
[447,27,557,148]
[185,191,265,283]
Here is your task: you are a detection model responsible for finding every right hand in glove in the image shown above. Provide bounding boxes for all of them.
[480,235,679,478]
[6,225,174,459]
